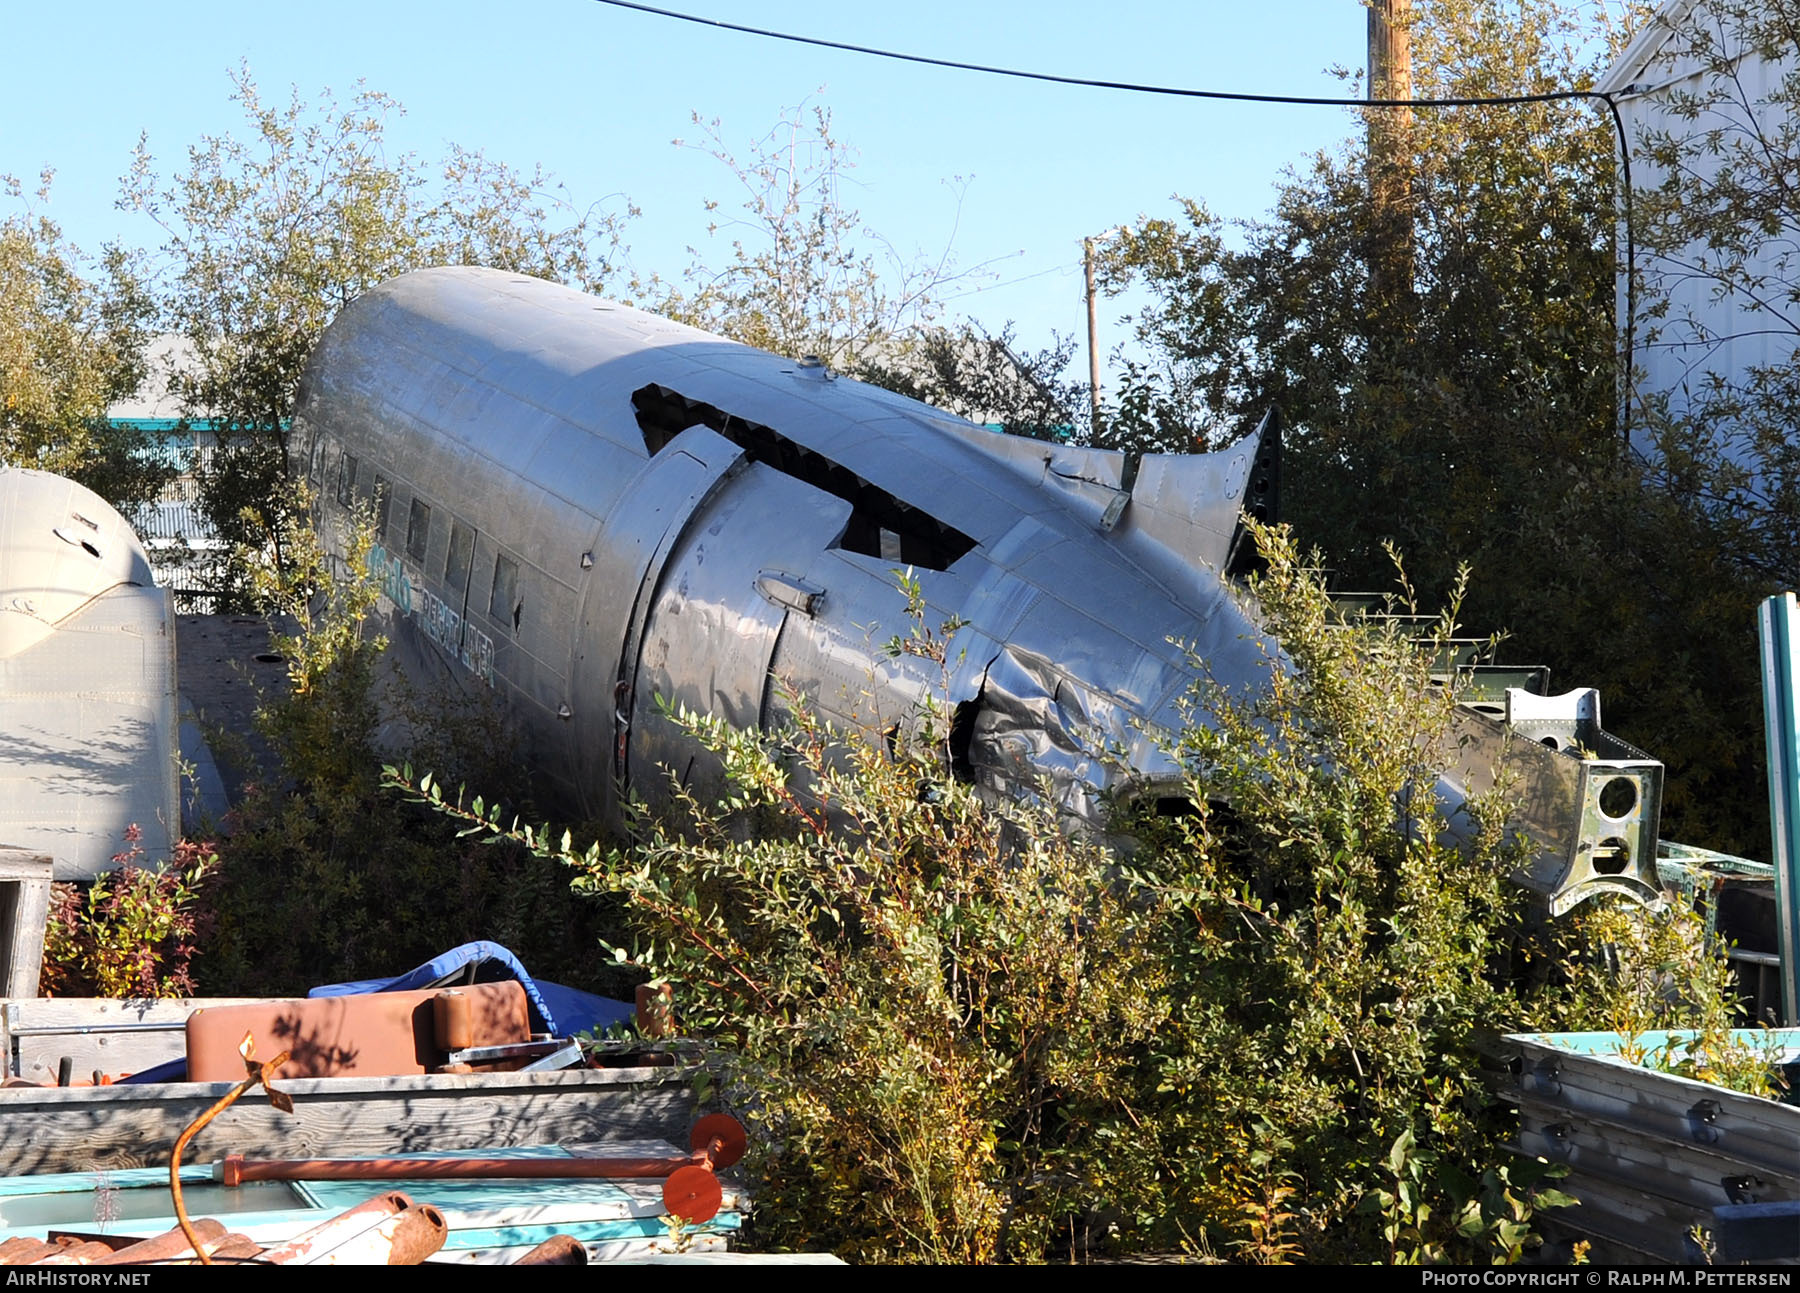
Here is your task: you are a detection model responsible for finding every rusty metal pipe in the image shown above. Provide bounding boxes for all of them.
[33,1241,118,1265]
[221,1142,723,1185]
[167,1034,292,1266]
[0,1238,61,1265]
[2,1242,66,1266]
[513,1234,589,1265]
[196,1236,266,1265]
[255,1191,413,1266]
[279,1204,447,1266]
[95,1218,229,1265]
[381,1205,449,1266]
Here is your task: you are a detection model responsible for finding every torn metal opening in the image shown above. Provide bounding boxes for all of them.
[948,699,979,784]
[632,383,978,571]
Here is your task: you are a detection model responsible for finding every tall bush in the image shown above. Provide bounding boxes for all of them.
[399,595,1165,1263]
[394,525,1761,1263]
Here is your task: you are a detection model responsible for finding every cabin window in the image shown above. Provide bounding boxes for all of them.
[373,475,393,539]
[489,552,520,627]
[406,498,432,563]
[336,453,359,507]
[630,383,977,571]
[445,520,475,595]
[310,436,325,482]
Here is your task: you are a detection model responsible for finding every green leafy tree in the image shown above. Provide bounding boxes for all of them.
[0,170,164,510]
[1099,0,1632,578]
[657,103,992,370]
[120,65,633,606]
[1106,524,1564,1262]
[1628,0,1800,586]
[1094,0,1773,852]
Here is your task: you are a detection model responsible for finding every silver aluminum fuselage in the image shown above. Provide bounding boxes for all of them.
[293,267,1664,914]
[292,267,1272,831]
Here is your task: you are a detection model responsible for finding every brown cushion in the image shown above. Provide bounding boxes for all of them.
[185,982,531,1081]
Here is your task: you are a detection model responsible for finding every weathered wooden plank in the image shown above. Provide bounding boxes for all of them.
[0,852,53,1000]
[1508,1036,1800,1182]
[1541,1173,1712,1265]
[1,997,263,1082]
[1508,1032,1800,1264]
[0,1068,697,1176]
[1512,1109,1792,1267]
[1517,1104,1800,1214]
[1534,1212,1675,1267]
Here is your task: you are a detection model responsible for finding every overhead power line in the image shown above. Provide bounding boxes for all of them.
[588,0,1620,116]
[590,0,1642,437]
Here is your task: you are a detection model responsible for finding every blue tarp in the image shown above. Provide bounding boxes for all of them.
[307,940,635,1038]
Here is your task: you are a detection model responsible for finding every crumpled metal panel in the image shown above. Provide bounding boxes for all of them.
[295,267,1662,912]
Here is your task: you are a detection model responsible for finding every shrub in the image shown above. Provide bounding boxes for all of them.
[393,522,1759,1263]
[1556,892,1790,1099]
[398,618,1166,1262]
[40,829,217,999]
[1094,524,1555,1261]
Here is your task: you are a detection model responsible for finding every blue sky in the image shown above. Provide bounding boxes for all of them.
[3,1,1375,383]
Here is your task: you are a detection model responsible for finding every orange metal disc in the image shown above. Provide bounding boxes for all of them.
[662,1165,723,1225]
[689,1113,748,1169]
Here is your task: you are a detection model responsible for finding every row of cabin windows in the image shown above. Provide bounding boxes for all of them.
[325,440,522,633]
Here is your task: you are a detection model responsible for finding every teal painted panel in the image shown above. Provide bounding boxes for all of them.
[0,1141,745,1256]
[0,1165,210,1198]
[301,1175,644,1217]
[0,1180,305,1234]
[0,1205,327,1247]
[1514,1028,1800,1064]
[1759,592,1800,1025]
[443,1214,740,1249]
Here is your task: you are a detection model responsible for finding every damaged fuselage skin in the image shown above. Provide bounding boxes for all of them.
[294,267,1662,913]
[294,266,1269,824]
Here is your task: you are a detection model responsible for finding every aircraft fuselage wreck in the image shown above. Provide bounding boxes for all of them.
[294,267,1662,913]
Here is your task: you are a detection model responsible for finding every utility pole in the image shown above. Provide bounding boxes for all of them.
[1367,0,1415,312]
[1085,236,1102,436]
[1084,227,1124,437]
